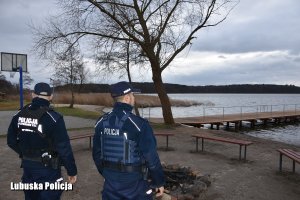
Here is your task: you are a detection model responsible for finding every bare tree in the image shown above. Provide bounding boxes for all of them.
[52,45,86,108]
[95,39,146,82]
[32,23,88,108]
[77,63,90,93]
[33,0,238,124]
[23,73,34,89]
[96,39,146,116]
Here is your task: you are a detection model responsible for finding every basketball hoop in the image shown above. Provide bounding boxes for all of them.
[1,52,27,72]
[1,52,28,109]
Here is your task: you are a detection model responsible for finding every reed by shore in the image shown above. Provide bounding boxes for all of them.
[52,92,201,107]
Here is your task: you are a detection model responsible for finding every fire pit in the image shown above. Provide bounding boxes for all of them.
[155,164,211,200]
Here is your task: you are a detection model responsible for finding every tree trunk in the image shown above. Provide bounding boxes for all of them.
[127,69,140,117]
[69,53,74,108]
[152,70,174,125]
[78,80,83,93]
[126,41,140,117]
[69,85,74,108]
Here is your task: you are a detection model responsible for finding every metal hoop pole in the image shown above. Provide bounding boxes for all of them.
[19,65,23,109]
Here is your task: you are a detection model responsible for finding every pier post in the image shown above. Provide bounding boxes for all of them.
[251,120,255,128]
[263,119,268,126]
[234,122,239,131]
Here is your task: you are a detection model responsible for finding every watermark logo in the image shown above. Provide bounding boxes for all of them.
[11,182,73,191]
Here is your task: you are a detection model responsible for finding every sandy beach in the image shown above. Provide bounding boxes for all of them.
[1,118,300,200]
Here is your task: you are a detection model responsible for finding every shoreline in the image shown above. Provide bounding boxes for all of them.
[2,104,299,147]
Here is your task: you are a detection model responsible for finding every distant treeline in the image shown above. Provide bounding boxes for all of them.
[0,79,27,94]
[55,83,300,94]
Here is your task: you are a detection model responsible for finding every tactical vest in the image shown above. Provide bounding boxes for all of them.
[100,112,142,167]
[17,105,54,157]
[17,105,49,137]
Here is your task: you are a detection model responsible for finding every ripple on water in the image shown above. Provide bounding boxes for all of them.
[244,124,300,146]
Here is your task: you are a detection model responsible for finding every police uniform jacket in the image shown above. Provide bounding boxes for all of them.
[93,102,165,188]
[7,97,77,176]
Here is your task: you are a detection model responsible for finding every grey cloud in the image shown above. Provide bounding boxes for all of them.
[218,55,226,59]
[0,1,59,58]
[164,51,300,86]
[164,67,299,86]
[191,0,300,54]
[1,0,300,87]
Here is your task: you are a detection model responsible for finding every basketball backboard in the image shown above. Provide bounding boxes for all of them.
[1,52,27,72]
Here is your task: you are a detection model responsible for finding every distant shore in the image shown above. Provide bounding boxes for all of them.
[54,83,300,94]
[52,92,202,107]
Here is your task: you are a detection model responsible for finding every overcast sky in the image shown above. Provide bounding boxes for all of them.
[0,0,300,87]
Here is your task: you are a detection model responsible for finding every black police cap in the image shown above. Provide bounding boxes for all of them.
[110,81,140,98]
[34,82,52,96]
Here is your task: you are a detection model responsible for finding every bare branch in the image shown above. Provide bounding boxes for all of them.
[87,0,143,44]
[160,0,238,71]
[32,0,239,124]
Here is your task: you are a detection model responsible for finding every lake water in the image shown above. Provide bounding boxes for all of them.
[139,94,300,146]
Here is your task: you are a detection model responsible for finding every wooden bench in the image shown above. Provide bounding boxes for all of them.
[154,133,174,150]
[192,134,253,160]
[277,149,300,173]
[70,133,94,149]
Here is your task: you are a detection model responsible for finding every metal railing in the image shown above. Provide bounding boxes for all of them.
[137,104,300,121]
[138,105,152,119]
[201,104,300,121]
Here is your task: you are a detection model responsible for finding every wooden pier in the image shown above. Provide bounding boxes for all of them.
[177,110,300,131]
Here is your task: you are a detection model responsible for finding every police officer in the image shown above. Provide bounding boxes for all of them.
[7,82,77,200]
[93,81,165,199]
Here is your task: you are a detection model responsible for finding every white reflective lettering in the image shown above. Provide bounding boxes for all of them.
[18,117,38,127]
[37,124,43,133]
[103,128,119,136]
[123,88,131,94]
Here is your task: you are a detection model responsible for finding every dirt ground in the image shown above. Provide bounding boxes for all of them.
[1,124,300,200]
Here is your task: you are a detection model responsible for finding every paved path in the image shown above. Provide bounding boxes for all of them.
[0,111,95,135]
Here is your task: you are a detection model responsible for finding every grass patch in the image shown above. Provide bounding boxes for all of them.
[54,106,102,119]
[0,101,102,119]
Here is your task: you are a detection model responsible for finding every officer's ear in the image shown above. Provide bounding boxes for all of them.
[123,94,131,104]
[49,94,53,101]
[32,92,38,99]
